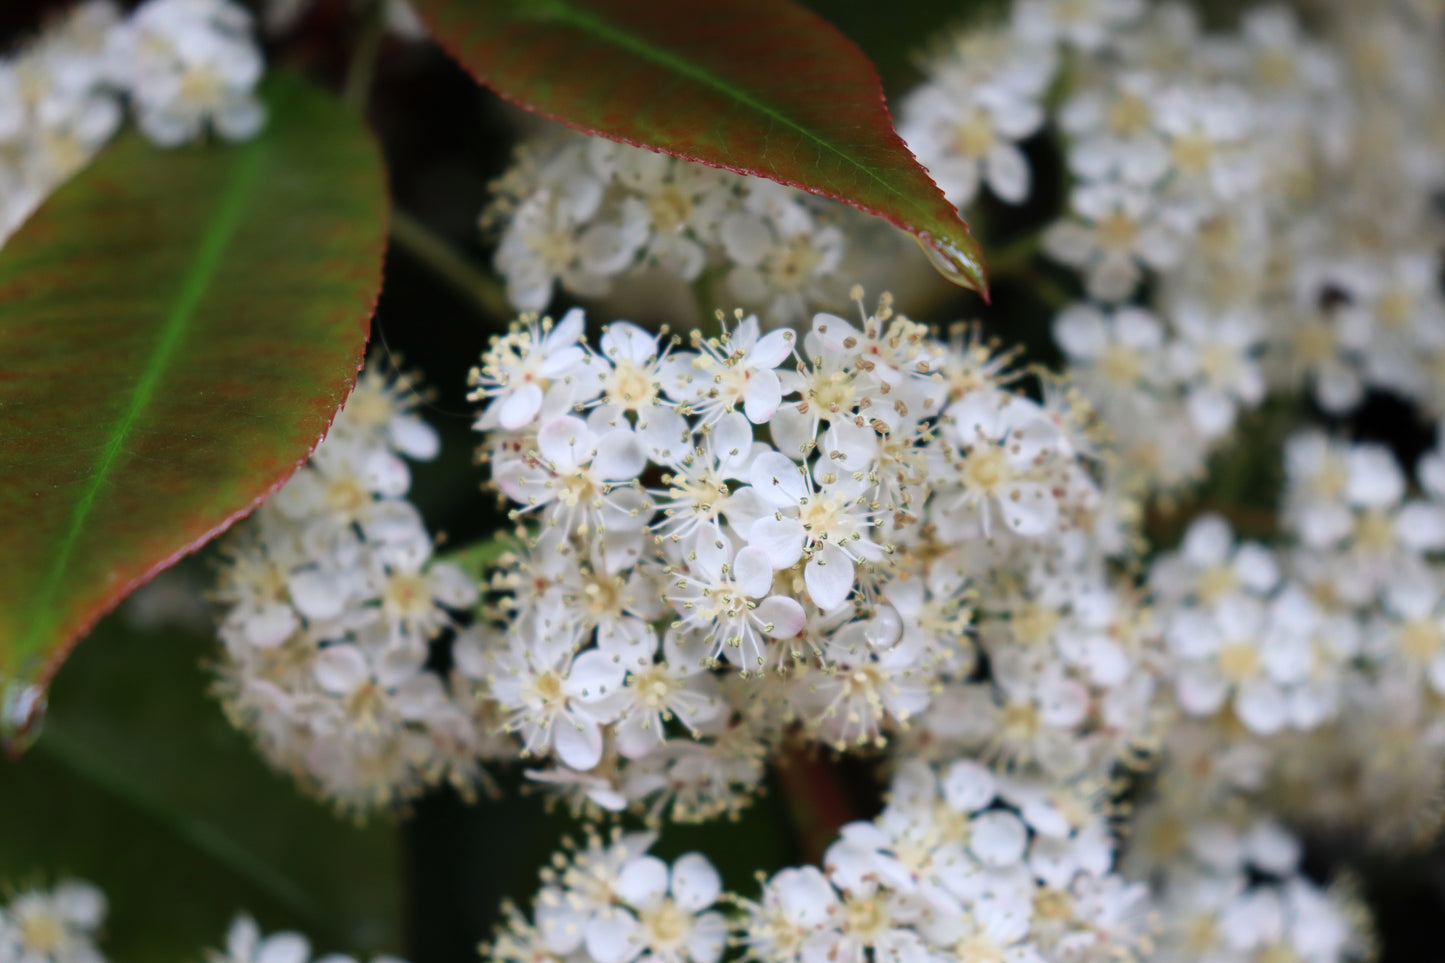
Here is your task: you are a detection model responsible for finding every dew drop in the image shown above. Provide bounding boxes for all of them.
[916,232,990,301]
[1,679,47,754]
[864,604,904,650]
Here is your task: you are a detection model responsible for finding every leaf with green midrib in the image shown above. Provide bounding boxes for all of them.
[411,0,990,295]
[0,73,388,728]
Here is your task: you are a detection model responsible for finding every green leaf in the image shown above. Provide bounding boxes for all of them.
[0,596,403,960]
[438,531,514,583]
[0,73,387,737]
[409,0,990,295]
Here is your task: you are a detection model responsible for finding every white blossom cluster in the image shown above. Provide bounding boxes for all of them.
[1135,425,1445,849]
[207,914,409,963]
[1124,803,1373,963]
[211,361,507,815]
[905,0,1445,494]
[486,759,1152,963]
[483,137,873,325]
[0,878,415,963]
[462,295,1166,818]
[0,880,106,963]
[0,0,266,244]
[486,830,728,963]
[740,758,1152,963]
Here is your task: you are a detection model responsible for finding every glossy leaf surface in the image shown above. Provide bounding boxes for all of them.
[0,74,387,732]
[410,0,989,294]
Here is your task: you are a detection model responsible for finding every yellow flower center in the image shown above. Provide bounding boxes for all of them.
[1217,641,1262,683]
[950,111,996,158]
[19,911,64,953]
[1108,92,1153,136]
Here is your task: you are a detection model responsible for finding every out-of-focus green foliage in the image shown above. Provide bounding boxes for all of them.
[0,592,403,962]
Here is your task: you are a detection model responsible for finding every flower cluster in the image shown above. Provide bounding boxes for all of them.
[1125,803,1373,963]
[486,831,727,963]
[0,877,416,963]
[483,137,890,325]
[1136,426,1445,848]
[0,0,266,244]
[463,295,1159,817]
[207,914,409,963]
[0,880,106,963]
[211,361,506,815]
[905,0,1445,494]
[739,758,1152,963]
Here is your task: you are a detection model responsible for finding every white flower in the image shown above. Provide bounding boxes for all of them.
[938,390,1064,538]
[206,914,408,963]
[901,82,1043,207]
[0,881,106,963]
[495,414,652,538]
[1044,181,1187,302]
[745,450,886,610]
[1053,303,1169,404]
[720,188,845,325]
[612,629,725,757]
[585,854,728,963]
[110,0,267,145]
[661,315,796,426]
[1060,71,1170,187]
[470,308,596,431]
[490,635,626,770]
[1165,299,1266,438]
[1012,0,1146,52]
[667,535,806,671]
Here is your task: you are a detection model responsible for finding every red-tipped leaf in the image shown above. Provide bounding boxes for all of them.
[0,74,387,739]
[410,0,989,295]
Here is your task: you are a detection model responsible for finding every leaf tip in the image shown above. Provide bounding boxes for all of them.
[915,231,989,300]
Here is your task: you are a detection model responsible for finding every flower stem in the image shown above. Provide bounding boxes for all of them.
[343,2,387,115]
[775,743,858,865]
[389,209,512,320]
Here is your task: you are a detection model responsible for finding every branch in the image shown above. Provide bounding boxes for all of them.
[389,209,512,320]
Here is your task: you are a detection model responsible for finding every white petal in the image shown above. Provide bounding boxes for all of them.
[748,516,805,569]
[566,649,627,701]
[554,715,604,770]
[748,328,797,368]
[428,563,478,609]
[496,383,544,430]
[713,412,753,467]
[602,322,658,364]
[389,413,441,460]
[258,933,312,963]
[593,428,648,480]
[733,546,774,598]
[941,760,997,813]
[755,596,806,638]
[585,908,644,963]
[748,451,808,507]
[970,811,1028,867]
[287,569,348,620]
[985,142,1031,203]
[313,644,370,694]
[617,855,671,910]
[805,545,855,611]
[999,482,1058,536]
[743,369,783,423]
[361,448,411,497]
[538,415,596,468]
[671,853,722,911]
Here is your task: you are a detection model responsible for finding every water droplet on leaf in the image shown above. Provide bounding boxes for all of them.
[916,232,990,302]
